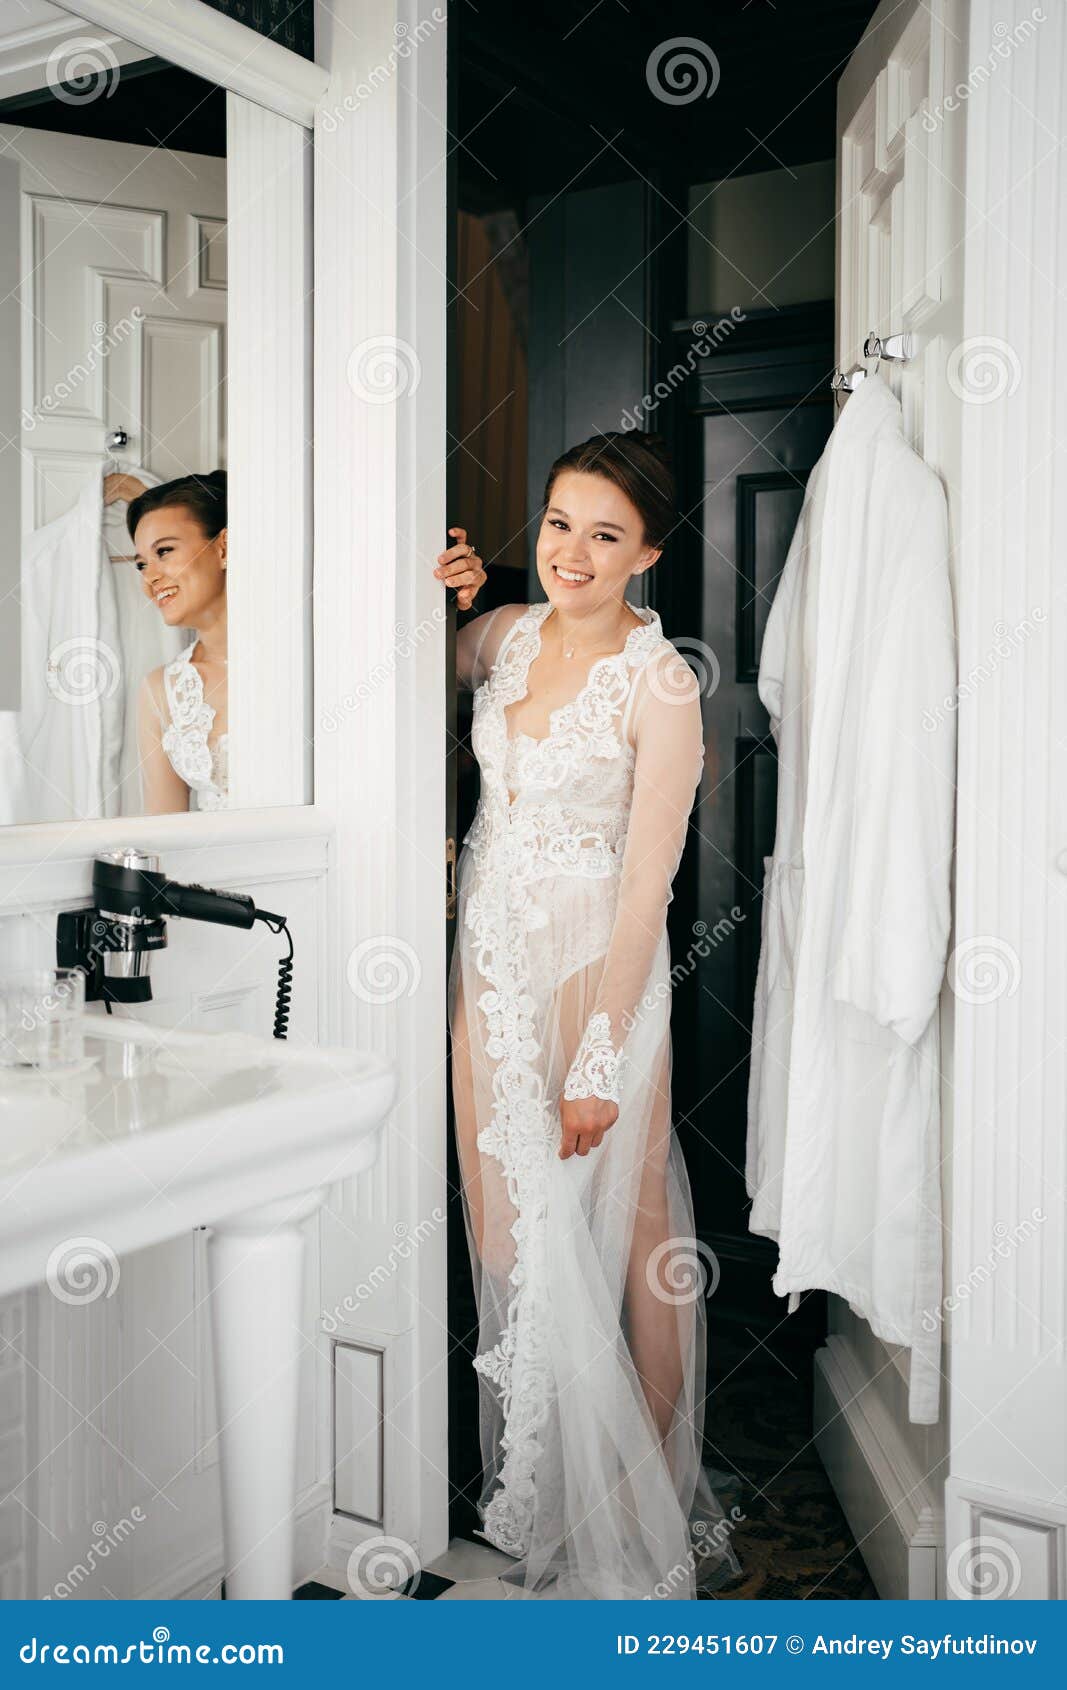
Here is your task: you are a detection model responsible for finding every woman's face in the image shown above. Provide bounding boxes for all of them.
[135,506,227,627]
[535,469,660,615]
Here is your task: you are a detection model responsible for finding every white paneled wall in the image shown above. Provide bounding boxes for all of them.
[945,0,1067,1601]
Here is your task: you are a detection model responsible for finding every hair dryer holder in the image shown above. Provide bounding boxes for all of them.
[57,849,293,1036]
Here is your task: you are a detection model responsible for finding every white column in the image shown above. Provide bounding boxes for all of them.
[209,1191,325,1600]
[311,0,450,1568]
[945,0,1067,1601]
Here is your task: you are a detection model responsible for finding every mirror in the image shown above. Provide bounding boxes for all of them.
[0,3,308,822]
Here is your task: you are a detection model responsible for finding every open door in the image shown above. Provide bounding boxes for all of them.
[816,0,967,1600]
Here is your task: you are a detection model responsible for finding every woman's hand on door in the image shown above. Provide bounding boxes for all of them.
[559,1095,619,1159]
[435,527,486,610]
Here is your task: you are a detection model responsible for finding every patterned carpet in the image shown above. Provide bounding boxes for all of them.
[698,1325,877,1600]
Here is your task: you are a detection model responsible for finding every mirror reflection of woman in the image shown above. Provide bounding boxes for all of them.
[130,472,229,814]
[436,433,741,1600]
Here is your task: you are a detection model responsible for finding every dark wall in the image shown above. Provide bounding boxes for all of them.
[524,176,687,599]
[198,0,315,60]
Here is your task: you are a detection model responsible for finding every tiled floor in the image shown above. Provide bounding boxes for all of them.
[297,1536,518,1601]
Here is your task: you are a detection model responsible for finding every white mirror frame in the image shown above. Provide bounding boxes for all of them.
[65,0,326,124]
[0,0,323,851]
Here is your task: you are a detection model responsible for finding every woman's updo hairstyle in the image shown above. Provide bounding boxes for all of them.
[127,469,227,542]
[542,430,676,549]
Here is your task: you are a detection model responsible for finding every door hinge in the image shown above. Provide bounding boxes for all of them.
[445,836,457,920]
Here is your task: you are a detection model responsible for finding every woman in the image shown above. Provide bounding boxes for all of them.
[130,471,229,814]
[437,432,741,1600]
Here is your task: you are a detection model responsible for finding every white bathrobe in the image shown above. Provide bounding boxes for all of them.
[16,459,183,822]
[746,373,955,1423]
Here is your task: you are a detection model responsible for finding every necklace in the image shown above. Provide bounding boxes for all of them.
[557,620,631,661]
[547,608,629,659]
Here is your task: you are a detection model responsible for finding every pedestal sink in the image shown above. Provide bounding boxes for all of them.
[0,1012,395,1599]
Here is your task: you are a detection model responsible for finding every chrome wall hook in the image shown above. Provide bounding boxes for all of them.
[830,366,869,393]
[863,331,914,363]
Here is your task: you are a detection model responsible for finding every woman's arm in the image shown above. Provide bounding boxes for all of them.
[137,672,191,815]
[559,647,705,1157]
[455,603,526,691]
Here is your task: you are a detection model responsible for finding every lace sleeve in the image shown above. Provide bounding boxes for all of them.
[455,603,526,691]
[563,647,705,1103]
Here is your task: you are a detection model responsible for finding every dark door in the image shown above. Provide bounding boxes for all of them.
[444,165,686,1539]
[656,303,834,1339]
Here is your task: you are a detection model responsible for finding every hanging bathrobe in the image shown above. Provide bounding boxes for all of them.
[17,459,180,822]
[746,372,955,1424]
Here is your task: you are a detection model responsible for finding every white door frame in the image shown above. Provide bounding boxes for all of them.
[0,0,451,1570]
[826,0,1067,1603]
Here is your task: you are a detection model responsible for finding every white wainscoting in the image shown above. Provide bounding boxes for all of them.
[829,0,1067,1603]
[945,0,1067,1599]
[815,1329,944,1600]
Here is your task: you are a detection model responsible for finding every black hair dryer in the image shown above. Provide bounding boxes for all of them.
[56,848,293,1038]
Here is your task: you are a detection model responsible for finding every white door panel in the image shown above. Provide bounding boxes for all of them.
[836,0,961,461]
[1,122,227,528]
[827,0,967,1601]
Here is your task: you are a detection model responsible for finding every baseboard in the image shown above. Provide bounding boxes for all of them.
[814,1335,941,1599]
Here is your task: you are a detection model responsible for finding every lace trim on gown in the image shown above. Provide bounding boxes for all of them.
[463,600,663,1559]
[161,642,229,812]
[562,1010,623,1102]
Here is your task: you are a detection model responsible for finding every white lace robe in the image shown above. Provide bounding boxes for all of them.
[448,599,741,1600]
[137,641,229,812]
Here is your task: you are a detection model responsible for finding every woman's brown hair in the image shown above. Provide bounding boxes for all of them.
[542,430,676,548]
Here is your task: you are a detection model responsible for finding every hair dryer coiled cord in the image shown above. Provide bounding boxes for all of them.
[254,910,294,1040]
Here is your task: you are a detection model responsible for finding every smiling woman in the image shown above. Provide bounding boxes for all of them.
[130,472,230,813]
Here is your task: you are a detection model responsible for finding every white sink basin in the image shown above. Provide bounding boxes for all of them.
[0,1011,396,1598]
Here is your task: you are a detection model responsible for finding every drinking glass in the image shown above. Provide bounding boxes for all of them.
[0,968,86,1069]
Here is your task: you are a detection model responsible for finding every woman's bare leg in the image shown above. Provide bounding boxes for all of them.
[625,1048,685,1442]
[451,975,485,1256]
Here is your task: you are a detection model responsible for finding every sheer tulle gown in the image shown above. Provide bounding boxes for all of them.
[448,600,741,1600]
